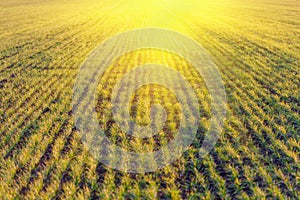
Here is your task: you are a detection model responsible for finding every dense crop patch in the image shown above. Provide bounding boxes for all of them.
[0,0,299,199]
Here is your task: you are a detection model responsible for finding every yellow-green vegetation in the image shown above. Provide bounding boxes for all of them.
[0,0,299,199]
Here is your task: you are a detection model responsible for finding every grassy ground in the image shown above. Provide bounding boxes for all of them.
[0,0,299,199]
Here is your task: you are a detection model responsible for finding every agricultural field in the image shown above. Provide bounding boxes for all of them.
[0,0,299,199]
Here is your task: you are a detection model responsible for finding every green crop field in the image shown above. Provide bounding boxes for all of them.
[0,0,299,199]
